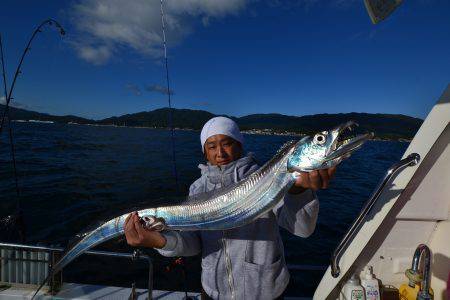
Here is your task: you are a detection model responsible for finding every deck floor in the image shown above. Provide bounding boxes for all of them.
[0,283,312,299]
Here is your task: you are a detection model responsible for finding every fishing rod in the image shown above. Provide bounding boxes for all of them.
[159,0,179,189]
[0,19,65,243]
[0,18,65,136]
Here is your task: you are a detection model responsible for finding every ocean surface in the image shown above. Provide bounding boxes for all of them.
[0,122,409,296]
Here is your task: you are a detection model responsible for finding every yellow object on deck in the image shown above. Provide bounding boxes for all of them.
[399,283,434,300]
[399,283,420,300]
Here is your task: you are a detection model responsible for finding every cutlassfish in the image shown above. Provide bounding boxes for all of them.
[33,121,372,297]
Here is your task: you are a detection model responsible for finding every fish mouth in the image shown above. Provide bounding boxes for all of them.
[325,121,374,161]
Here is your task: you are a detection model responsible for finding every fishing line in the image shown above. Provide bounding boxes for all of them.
[0,34,8,105]
[158,2,191,299]
[43,28,63,89]
[0,33,25,242]
[0,33,10,136]
[7,118,20,198]
[159,0,179,189]
[0,34,20,200]
[0,20,65,197]
[0,20,64,244]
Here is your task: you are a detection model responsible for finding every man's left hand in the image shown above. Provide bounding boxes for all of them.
[288,167,337,194]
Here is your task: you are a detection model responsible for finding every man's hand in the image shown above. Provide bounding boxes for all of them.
[124,212,167,249]
[288,167,337,194]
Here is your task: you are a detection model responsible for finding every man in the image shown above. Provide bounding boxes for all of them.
[125,116,335,299]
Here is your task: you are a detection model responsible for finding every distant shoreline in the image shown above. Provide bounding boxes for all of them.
[12,119,411,142]
[4,105,421,142]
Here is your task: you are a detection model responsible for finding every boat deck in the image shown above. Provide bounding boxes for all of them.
[1,283,200,299]
[0,283,312,299]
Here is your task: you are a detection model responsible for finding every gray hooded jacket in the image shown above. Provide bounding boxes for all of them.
[157,154,319,300]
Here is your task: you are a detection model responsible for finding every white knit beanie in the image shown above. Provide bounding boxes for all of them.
[200,117,244,152]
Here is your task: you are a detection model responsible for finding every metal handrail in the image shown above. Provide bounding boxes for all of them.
[0,242,151,260]
[330,153,420,278]
[1,242,330,299]
[0,242,328,270]
[0,242,153,299]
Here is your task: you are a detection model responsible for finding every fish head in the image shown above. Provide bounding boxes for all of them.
[287,121,373,172]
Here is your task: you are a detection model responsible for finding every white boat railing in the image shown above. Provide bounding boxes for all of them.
[330,152,421,278]
[0,242,327,299]
[0,242,153,299]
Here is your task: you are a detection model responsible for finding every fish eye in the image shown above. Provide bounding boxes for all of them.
[313,134,326,145]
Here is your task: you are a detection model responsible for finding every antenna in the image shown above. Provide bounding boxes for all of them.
[364,0,403,24]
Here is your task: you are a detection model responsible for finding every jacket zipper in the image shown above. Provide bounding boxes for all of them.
[220,167,235,300]
[222,232,235,300]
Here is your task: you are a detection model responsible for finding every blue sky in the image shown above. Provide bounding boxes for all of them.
[0,0,449,120]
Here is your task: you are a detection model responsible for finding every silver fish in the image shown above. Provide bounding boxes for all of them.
[33,121,372,297]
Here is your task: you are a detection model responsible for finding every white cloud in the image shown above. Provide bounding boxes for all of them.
[0,96,30,109]
[69,0,365,65]
[76,45,113,65]
[70,0,249,65]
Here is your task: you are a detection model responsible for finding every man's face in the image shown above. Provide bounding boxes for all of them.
[204,134,243,166]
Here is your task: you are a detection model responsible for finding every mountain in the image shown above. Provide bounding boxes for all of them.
[0,104,423,140]
[237,112,423,140]
[101,108,422,139]
[1,104,92,124]
[98,108,218,129]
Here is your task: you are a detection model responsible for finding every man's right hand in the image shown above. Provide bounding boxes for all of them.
[124,212,167,249]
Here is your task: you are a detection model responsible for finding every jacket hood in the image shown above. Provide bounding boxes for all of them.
[198,153,256,175]
[198,153,257,185]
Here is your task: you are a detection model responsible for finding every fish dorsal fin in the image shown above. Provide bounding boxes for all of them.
[180,140,298,205]
[180,188,228,205]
